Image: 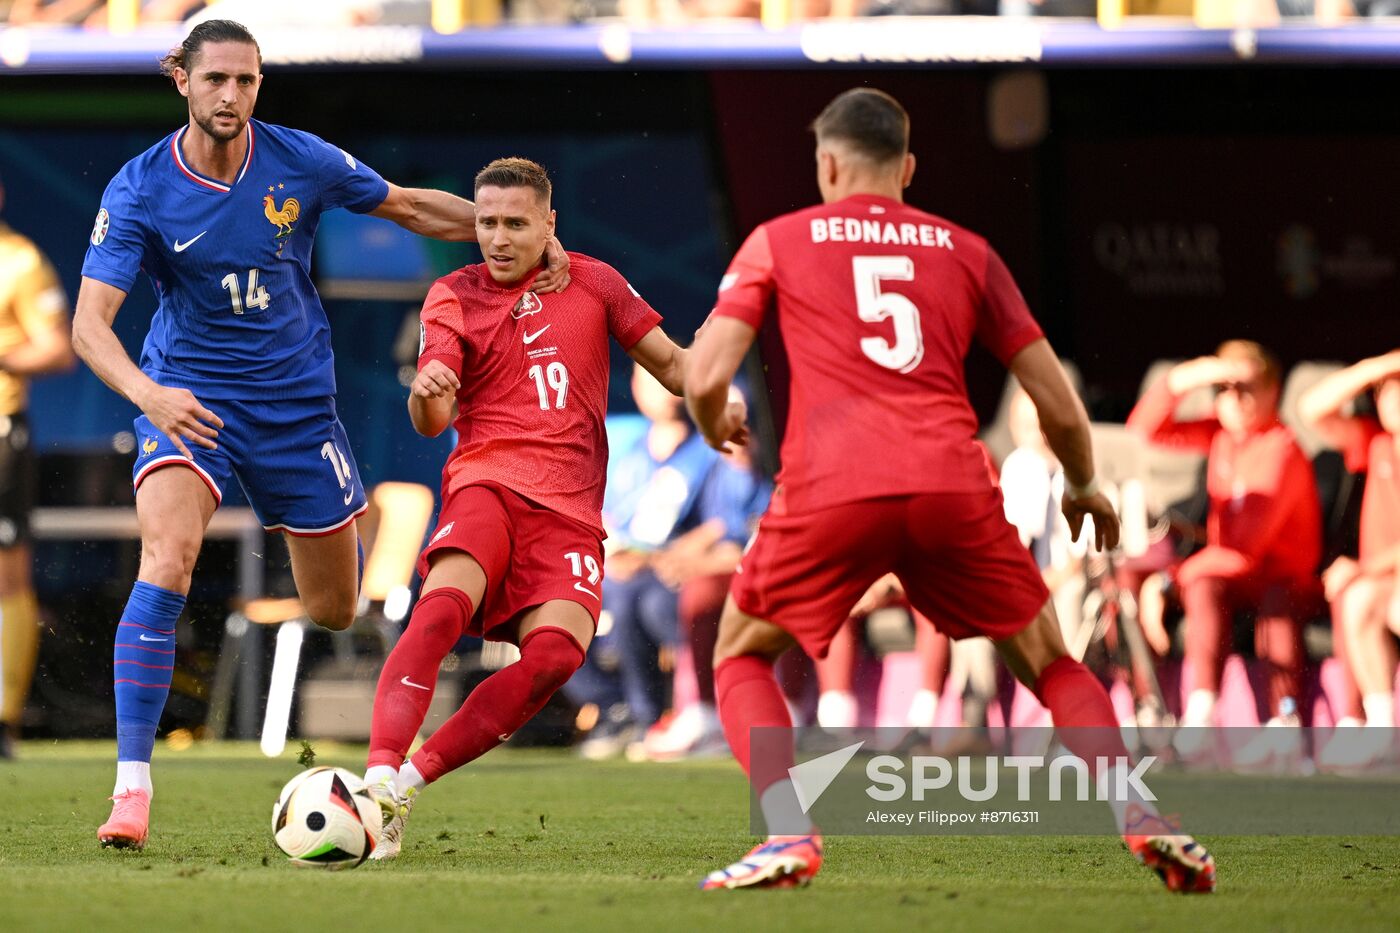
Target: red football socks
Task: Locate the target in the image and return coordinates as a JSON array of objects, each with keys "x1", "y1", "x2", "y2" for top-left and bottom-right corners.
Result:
[
  {"x1": 410, "y1": 626, "x2": 584, "y2": 783},
  {"x1": 1181, "y1": 576, "x2": 1230, "y2": 694},
  {"x1": 716, "y1": 654, "x2": 794, "y2": 795},
  {"x1": 366, "y1": 587, "x2": 473, "y2": 771},
  {"x1": 1254, "y1": 612, "x2": 1304, "y2": 716},
  {"x1": 1033, "y1": 655, "x2": 1131, "y2": 770}
]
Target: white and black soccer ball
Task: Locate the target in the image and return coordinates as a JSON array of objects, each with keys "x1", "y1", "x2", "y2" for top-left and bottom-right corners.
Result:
[{"x1": 271, "y1": 767, "x2": 382, "y2": 869}]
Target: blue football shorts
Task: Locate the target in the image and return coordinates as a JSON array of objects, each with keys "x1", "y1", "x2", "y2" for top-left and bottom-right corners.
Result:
[{"x1": 130, "y1": 394, "x2": 367, "y2": 536}]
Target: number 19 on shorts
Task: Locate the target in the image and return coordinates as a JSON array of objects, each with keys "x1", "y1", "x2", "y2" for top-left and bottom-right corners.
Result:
[{"x1": 565, "y1": 551, "x2": 601, "y2": 600}]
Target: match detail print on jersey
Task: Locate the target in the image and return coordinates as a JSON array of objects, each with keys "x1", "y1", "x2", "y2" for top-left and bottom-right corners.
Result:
[{"x1": 413, "y1": 253, "x2": 662, "y2": 535}]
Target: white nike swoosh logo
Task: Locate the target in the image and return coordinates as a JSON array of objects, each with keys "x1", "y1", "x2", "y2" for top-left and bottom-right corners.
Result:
[
  {"x1": 138, "y1": 633, "x2": 168, "y2": 642},
  {"x1": 343, "y1": 488, "x2": 354, "y2": 506},
  {"x1": 523, "y1": 325, "x2": 551, "y2": 344},
  {"x1": 573, "y1": 582, "x2": 598, "y2": 600},
  {"x1": 173, "y1": 231, "x2": 208, "y2": 252},
  {"x1": 400, "y1": 676, "x2": 430, "y2": 691}
]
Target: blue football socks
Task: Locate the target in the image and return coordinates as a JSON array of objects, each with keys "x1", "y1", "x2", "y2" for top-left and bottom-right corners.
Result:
[{"x1": 113, "y1": 581, "x2": 186, "y2": 763}]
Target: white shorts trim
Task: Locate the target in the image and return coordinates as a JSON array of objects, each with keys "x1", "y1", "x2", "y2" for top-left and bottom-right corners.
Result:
[
  {"x1": 263, "y1": 502, "x2": 368, "y2": 538},
  {"x1": 133, "y1": 455, "x2": 224, "y2": 503}
]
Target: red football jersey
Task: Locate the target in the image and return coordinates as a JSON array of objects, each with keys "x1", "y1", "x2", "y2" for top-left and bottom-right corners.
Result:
[
  {"x1": 1360, "y1": 431, "x2": 1400, "y2": 564},
  {"x1": 1335, "y1": 416, "x2": 1400, "y2": 563},
  {"x1": 711, "y1": 194, "x2": 1043, "y2": 513},
  {"x1": 1128, "y1": 380, "x2": 1322, "y2": 584},
  {"x1": 417, "y1": 253, "x2": 662, "y2": 534}
]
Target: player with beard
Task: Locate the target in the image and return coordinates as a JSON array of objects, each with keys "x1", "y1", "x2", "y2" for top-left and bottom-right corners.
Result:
[{"x1": 74, "y1": 20, "x2": 569, "y2": 850}]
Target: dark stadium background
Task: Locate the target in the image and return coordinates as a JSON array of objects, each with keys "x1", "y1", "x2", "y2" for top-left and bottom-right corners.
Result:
[{"x1": 2, "y1": 64, "x2": 1396, "y2": 735}]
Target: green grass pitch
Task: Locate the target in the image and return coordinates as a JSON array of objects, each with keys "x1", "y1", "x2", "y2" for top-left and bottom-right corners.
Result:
[{"x1": 1, "y1": 741, "x2": 1397, "y2": 932}]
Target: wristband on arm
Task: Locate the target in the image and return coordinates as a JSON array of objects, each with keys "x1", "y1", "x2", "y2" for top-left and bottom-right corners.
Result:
[{"x1": 1066, "y1": 476, "x2": 1101, "y2": 501}]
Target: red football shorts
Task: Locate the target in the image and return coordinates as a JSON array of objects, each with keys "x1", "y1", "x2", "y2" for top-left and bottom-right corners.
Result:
[
  {"x1": 417, "y1": 482, "x2": 604, "y2": 641},
  {"x1": 730, "y1": 489, "x2": 1050, "y2": 659}
]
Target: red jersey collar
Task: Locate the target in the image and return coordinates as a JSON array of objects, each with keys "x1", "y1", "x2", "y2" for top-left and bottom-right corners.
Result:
[
  {"x1": 170, "y1": 122, "x2": 255, "y2": 193},
  {"x1": 836, "y1": 193, "x2": 906, "y2": 211}
]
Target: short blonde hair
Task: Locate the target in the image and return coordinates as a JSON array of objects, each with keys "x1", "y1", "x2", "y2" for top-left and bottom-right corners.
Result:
[{"x1": 1216, "y1": 339, "x2": 1281, "y2": 388}]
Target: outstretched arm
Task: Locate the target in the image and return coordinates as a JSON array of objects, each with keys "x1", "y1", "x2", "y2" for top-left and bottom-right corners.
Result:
[
  {"x1": 684, "y1": 316, "x2": 753, "y2": 454},
  {"x1": 1008, "y1": 338, "x2": 1120, "y2": 551},
  {"x1": 1298, "y1": 350, "x2": 1400, "y2": 448},
  {"x1": 371, "y1": 183, "x2": 477, "y2": 242},
  {"x1": 371, "y1": 183, "x2": 570, "y2": 292},
  {"x1": 1125, "y1": 355, "x2": 1246, "y2": 452},
  {"x1": 72, "y1": 276, "x2": 222, "y2": 459}
]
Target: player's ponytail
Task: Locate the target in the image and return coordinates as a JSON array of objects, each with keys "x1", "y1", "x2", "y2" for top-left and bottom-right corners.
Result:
[{"x1": 160, "y1": 19, "x2": 261, "y2": 79}]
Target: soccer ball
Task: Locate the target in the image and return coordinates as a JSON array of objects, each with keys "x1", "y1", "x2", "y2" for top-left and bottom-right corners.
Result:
[{"x1": 270, "y1": 767, "x2": 382, "y2": 869}]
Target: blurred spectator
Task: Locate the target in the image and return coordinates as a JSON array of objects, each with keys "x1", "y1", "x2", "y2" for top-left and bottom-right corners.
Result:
[
  {"x1": 813, "y1": 618, "x2": 858, "y2": 728},
  {"x1": 0, "y1": 174, "x2": 76, "y2": 758},
  {"x1": 189, "y1": 0, "x2": 387, "y2": 27},
  {"x1": 1129, "y1": 341, "x2": 1321, "y2": 760},
  {"x1": 639, "y1": 441, "x2": 771, "y2": 759},
  {"x1": 7, "y1": 0, "x2": 105, "y2": 24},
  {"x1": 1300, "y1": 351, "x2": 1400, "y2": 766},
  {"x1": 1000, "y1": 387, "x2": 1087, "y2": 642},
  {"x1": 812, "y1": 573, "x2": 949, "y2": 731},
  {"x1": 1349, "y1": 0, "x2": 1400, "y2": 16},
  {"x1": 7, "y1": 0, "x2": 206, "y2": 26},
  {"x1": 1003, "y1": 386, "x2": 1173, "y2": 726},
  {"x1": 571, "y1": 365, "x2": 719, "y2": 759}
]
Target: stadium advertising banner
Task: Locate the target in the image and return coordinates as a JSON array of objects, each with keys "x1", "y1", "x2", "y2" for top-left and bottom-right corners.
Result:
[
  {"x1": 1061, "y1": 135, "x2": 1400, "y2": 383},
  {"x1": 13, "y1": 22, "x2": 1400, "y2": 73}
]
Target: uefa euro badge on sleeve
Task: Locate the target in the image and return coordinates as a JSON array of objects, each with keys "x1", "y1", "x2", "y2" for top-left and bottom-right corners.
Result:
[{"x1": 91, "y1": 208, "x2": 110, "y2": 246}]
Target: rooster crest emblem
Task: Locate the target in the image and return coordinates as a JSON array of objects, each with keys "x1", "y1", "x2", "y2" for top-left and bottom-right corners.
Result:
[
  {"x1": 141, "y1": 436, "x2": 159, "y2": 457},
  {"x1": 263, "y1": 185, "x2": 300, "y2": 239}
]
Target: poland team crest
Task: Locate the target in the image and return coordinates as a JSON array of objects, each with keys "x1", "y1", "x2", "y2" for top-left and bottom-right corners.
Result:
[{"x1": 512, "y1": 291, "x2": 543, "y2": 318}]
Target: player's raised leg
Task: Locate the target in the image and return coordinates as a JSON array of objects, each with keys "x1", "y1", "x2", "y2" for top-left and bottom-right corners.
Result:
[
  {"x1": 373, "y1": 596, "x2": 588, "y2": 860},
  {"x1": 364, "y1": 551, "x2": 488, "y2": 824},
  {"x1": 411, "y1": 599, "x2": 590, "y2": 783},
  {"x1": 700, "y1": 598, "x2": 825, "y2": 891},
  {"x1": 99, "y1": 466, "x2": 215, "y2": 849},
  {"x1": 995, "y1": 601, "x2": 1216, "y2": 893},
  {"x1": 363, "y1": 484, "x2": 511, "y2": 845},
  {"x1": 285, "y1": 523, "x2": 361, "y2": 633}
]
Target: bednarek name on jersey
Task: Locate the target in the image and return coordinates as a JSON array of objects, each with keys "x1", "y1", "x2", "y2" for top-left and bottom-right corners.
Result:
[
  {"x1": 82, "y1": 119, "x2": 389, "y2": 401},
  {"x1": 810, "y1": 217, "x2": 955, "y2": 249}
]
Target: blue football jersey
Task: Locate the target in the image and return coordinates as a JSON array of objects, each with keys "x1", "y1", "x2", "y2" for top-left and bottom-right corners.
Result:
[{"x1": 82, "y1": 119, "x2": 389, "y2": 400}]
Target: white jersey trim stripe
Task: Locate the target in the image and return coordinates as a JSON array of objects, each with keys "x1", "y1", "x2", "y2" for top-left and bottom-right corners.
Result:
[{"x1": 170, "y1": 122, "x2": 254, "y2": 193}]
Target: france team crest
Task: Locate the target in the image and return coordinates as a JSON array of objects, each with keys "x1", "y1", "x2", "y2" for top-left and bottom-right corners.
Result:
[{"x1": 264, "y1": 182, "x2": 300, "y2": 256}]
